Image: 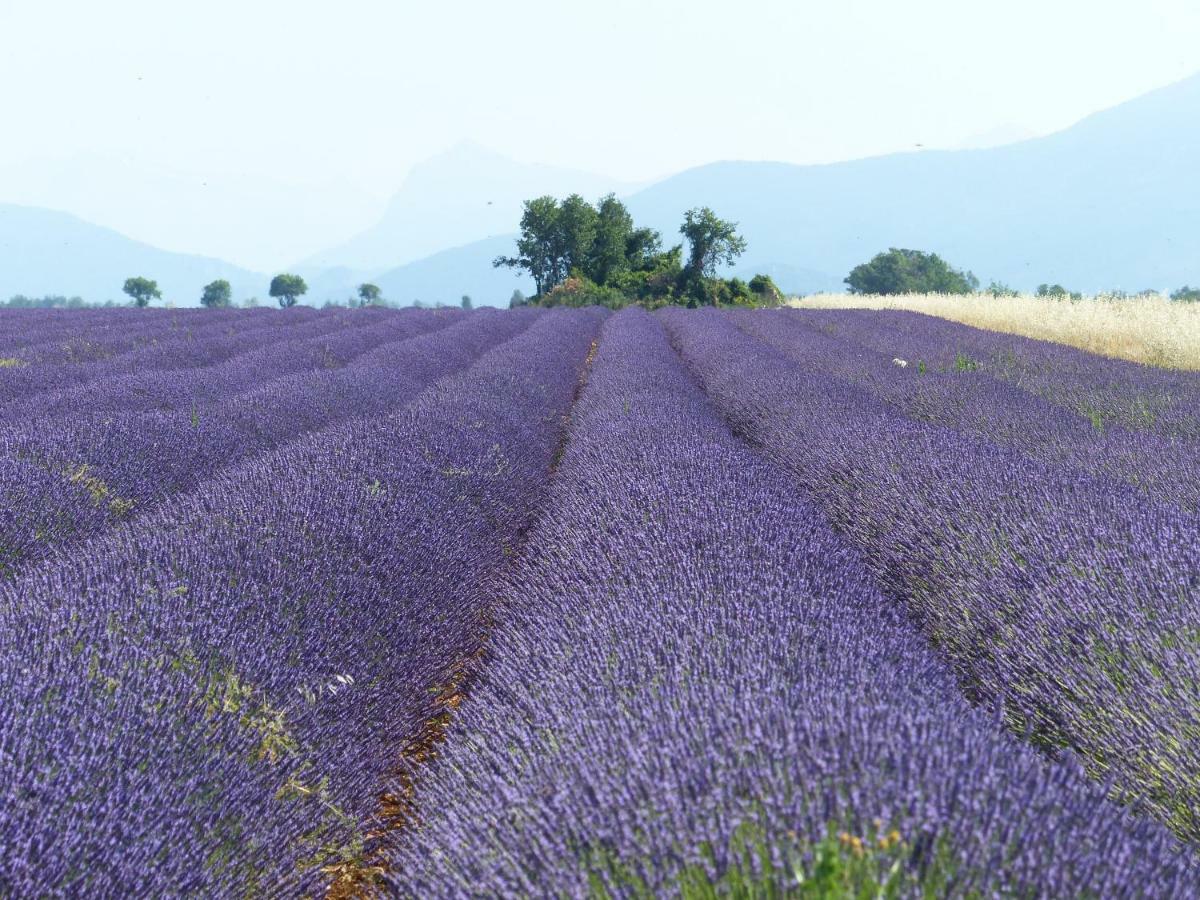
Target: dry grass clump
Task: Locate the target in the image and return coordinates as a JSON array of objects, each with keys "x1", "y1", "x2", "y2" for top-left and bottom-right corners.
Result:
[{"x1": 788, "y1": 293, "x2": 1200, "y2": 370}]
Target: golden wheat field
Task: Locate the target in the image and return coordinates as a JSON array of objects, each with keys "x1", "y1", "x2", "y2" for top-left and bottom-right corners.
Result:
[{"x1": 788, "y1": 293, "x2": 1200, "y2": 370}]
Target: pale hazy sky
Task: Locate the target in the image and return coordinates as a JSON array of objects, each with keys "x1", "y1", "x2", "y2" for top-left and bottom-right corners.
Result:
[{"x1": 0, "y1": 0, "x2": 1197, "y2": 266}]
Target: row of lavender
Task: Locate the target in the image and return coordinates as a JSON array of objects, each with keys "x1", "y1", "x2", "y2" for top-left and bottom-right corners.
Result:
[
  {"x1": 0, "y1": 307, "x2": 271, "y2": 361},
  {"x1": 663, "y1": 308, "x2": 1200, "y2": 846},
  {"x1": 390, "y1": 309, "x2": 1192, "y2": 896},
  {"x1": 0, "y1": 307, "x2": 529, "y2": 577},
  {"x1": 0, "y1": 309, "x2": 604, "y2": 895},
  {"x1": 729, "y1": 309, "x2": 1200, "y2": 513},
  {"x1": 0, "y1": 307, "x2": 332, "y2": 401},
  {"x1": 794, "y1": 307, "x2": 1200, "y2": 440},
  {"x1": 0, "y1": 306, "x2": 461, "y2": 421}
]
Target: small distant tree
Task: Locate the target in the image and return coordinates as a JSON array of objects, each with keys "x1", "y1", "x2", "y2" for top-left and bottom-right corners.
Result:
[
  {"x1": 1170, "y1": 285, "x2": 1200, "y2": 302},
  {"x1": 461, "y1": 295, "x2": 474, "y2": 310},
  {"x1": 846, "y1": 249, "x2": 977, "y2": 295},
  {"x1": 269, "y1": 274, "x2": 308, "y2": 308},
  {"x1": 509, "y1": 289, "x2": 527, "y2": 308},
  {"x1": 200, "y1": 279, "x2": 232, "y2": 308},
  {"x1": 357, "y1": 283, "x2": 381, "y2": 307},
  {"x1": 1036, "y1": 283, "x2": 1083, "y2": 301},
  {"x1": 986, "y1": 281, "x2": 1020, "y2": 298},
  {"x1": 123, "y1": 276, "x2": 161, "y2": 308},
  {"x1": 242, "y1": 296, "x2": 260, "y2": 308}
]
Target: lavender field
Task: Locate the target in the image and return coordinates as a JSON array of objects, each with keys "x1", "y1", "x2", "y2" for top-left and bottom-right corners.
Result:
[{"x1": 1, "y1": 305, "x2": 1198, "y2": 897}]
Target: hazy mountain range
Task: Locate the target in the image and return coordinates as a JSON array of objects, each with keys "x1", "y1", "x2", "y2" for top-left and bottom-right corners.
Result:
[
  {"x1": 0, "y1": 155, "x2": 378, "y2": 272},
  {"x1": 300, "y1": 142, "x2": 635, "y2": 273},
  {"x1": 1, "y1": 72, "x2": 1196, "y2": 306}
]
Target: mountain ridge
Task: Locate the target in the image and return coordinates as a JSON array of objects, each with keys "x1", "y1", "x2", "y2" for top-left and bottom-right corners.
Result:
[{"x1": 0, "y1": 203, "x2": 266, "y2": 304}]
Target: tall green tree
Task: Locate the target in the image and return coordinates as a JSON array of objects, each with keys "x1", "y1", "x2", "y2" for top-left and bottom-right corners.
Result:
[
  {"x1": 269, "y1": 274, "x2": 308, "y2": 308},
  {"x1": 357, "y1": 283, "x2": 381, "y2": 307},
  {"x1": 587, "y1": 194, "x2": 636, "y2": 286},
  {"x1": 680, "y1": 208, "x2": 747, "y2": 281},
  {"x1": 678, "y1": 208, "x2": 747, "y2": 305},
  {"x1": 123, "y1": 276, "x2": 161, "y2": 308},
  {"x1": 556, "y1": 194, "x2": 598, "y2": 278},
  {"x1": 846, "y1": 249, "x2": 977, "y2": 295},
  {"x1": 494, "y1": 195, "x2": 563, "y2": 295},
  {"x1": 200, "y1": 279, "x2": 232, "y2": 308}
]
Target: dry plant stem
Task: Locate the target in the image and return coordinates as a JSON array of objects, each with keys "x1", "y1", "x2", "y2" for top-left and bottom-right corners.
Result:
[{"x1": 789, "y1": 293, "x2": 1200, "y2": 370}]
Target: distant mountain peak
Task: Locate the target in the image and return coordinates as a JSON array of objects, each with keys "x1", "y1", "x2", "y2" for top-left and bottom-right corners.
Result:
[{"x1": 300, "y1": 144, "x2": 634, "y2": 272}]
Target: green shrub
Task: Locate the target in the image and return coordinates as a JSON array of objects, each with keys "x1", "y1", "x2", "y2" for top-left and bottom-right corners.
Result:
[
  {"x1": 540, "y1": 275, "x2": 628, "y2": 309},
  {"x1": 749, "y1": 274, "x2": 785, "y2": 305},
  {"x1": 582, "y1": 819, "x2": 958, "y2": 899},
  {"x1": 846, "y1": 249, "x2": 978, "y2": 295}
]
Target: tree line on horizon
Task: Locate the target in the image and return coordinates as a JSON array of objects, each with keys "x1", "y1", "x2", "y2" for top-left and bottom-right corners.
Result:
[
  {"x1": 0, "y1": 275, "x2": 476, "y2": 311},
  {"x1": 843, "y1": 248, "x2": 1200, "y2": 302},
  {"x1": 3, "y1": 232, "x2": 1199, "y2": 309}
]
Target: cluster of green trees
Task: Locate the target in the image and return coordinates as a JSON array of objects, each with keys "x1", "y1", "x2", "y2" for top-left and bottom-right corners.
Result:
[
  {"x1": 495, "y1": 194, "x2": 781, "y2": 308},
  {"x1": 116, "y1": 274, "x2": 310, "y2": 308},
  {"x1": 115, "y1": 274, "x2": 312, "y2": 309},
  {"x1": 843, "y1": 249, "x2": 1199, "y2": 302},
  {"x1": 69, "y1": 250, "x2": 1200, "y2": 310}
]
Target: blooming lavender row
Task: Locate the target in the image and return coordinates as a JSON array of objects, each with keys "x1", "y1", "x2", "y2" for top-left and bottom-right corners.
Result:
[
  {"x1": 0, "y1": 305, "x2": 281, "y2": 370},
  {"x1": 794, "y1": 307, "x2": 1200, "y2": 439},
  {"x1": 390, "y1": 308, "x2": 1193, "y2": 897},
  {"x1": 0, "y1": 308, "x2": 533, "y2": 576},
  {"x1": 0, "y1": 306, "x2": 336, "y2": 405},
  {"x1": 0, "y1": 307, "x2": 273, "y2": 363},
  {"x1": 730, "y1": 309, "x2": 1200, "y2": 514},
  {"x1": 0, "y1": 308, "x2": 604, "y2": 896},
  {"x1": 0, "y1": 307, "x2": 459, "y2": 422},
  {"x1": 661, "y1": 308, "x2": 1200, "y2": 845}
]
